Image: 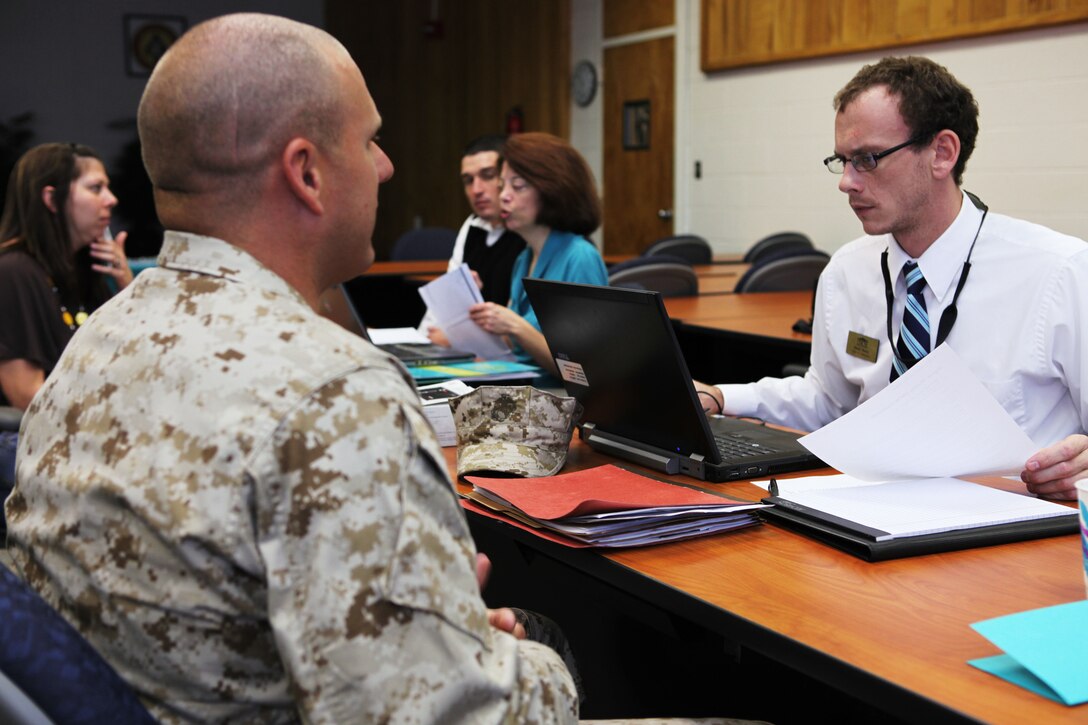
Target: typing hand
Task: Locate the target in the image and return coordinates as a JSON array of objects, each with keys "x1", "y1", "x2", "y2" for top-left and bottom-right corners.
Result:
[
  {"x1": 693, "y1": 379, "x2": 724, "y2": 416},
  {"x1": 476, "y1": 553, "x2": 527, "y2": 639},
  {"x1": 1021, "y1": 433, "x2": 1088, "y2": 500}
]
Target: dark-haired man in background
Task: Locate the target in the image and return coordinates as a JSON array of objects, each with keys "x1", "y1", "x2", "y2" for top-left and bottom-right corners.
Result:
[
  {"x1": 451, "y1": 134, "x2": 526, "y2": 302},
  {"x1": 420, "y1": 135, "x2": 525, "y2": 337}
]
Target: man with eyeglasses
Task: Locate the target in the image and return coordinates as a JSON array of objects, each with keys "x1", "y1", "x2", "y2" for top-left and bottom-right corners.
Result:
[{"x1": 696, "y1": 55, "x2": 1088, "y2": 500}]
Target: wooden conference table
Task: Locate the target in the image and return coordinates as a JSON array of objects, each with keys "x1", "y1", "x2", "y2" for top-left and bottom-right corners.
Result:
[
  {"x1": 665, "y1": 290, "x2": 813, "y2": 382},
  {"x1": 446, "y1": 439, "x2": 1083, "y2": 723},
  {"x1": 665, "y1": 290, "x2": 811, "y2": 342},
  {"x1": 363, "y1": 257, "x2": 746, "y2": 276},
  {"x1": 354, "y1": 253, "x2": 759, "y2": 330},
  {"x1": 364, "y1": 259, "x2": 751, "y2": 294}
]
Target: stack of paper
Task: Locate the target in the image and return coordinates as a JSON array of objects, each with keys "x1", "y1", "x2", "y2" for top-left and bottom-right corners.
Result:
[
  {"x1": 461, "y1": 464, "x2": 767, "y2": 548},
  {"x1": 417, "y1": 380, "x2": 474, "y2": 447},
  {"x1": 762, "y1": 475, "x2": 1075, "y2": 542},
  {"x1": 368, "y1": 327, "x2": 433, "y2": 346},
  {"x1": 756, "y1": 346, "x2": 1079, "y2": 560}
]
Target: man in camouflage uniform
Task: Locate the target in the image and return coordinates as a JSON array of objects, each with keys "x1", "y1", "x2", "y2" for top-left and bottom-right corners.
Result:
[{"x1": 6, "y1": 13, "x2": 577, "y2": 723}]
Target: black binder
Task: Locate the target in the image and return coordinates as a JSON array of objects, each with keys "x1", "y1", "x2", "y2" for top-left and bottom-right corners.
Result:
[{"x1": 761, "y1": 495, "x2": 1078, "y2": 562}]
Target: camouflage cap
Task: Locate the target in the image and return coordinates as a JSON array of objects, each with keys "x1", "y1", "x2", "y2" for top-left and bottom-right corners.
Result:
[{"x1": 450, "y1": 386, "x2": 580, "y2": 478}]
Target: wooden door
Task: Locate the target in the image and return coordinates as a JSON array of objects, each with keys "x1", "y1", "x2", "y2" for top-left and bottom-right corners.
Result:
[{"x1": 603, "y1": 35, "x2": 674, "y2": 256}]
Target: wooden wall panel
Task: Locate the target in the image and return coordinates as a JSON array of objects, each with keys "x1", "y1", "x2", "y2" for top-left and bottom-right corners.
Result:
[
  {"x1": 604, "y1": 0, "x2": 675, "y2": 38},
  {"x1": 326, "y1": 0, "x2": 570, "y2": 259},
  {"x1": 702, "y1": 0, "x2": 1088, "y2": 72}
]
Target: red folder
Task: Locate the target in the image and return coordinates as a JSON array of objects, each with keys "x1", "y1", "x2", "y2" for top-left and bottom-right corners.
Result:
[
  {"x1": 460, "y1": 464, "x2": 759, "y2": 548},
  {"x1": 465, "y1": 464, "x2": 740, "y2": 519}
]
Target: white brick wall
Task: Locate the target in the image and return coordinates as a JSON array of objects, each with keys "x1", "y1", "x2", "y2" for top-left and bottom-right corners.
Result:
[
  {"x1": 684, "y1": 21, "x2": 1088, "y2": 254},
  {"x1": 572, "y1": 1, "x2": 1088, "y2": 256}
]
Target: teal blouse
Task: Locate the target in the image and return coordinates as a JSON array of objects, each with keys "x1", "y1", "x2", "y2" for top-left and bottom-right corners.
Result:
[{"x1": 507, "y1": 230, "x2": 608, "y2": 363}]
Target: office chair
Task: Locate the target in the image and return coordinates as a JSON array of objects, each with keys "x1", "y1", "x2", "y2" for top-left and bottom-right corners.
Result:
[
  {"x1": 0, "y1": 565, "x2": 157, "y2": 724},
  {"x1": 734, "y1": 250, "x2": 829, "y2": 293},
  {"x1": 0, "y1": 407, "x2": 21, "y2": 433},
  {"x1": 780, "y1": 271, "x2": 822, "y2": 378},
  {"x1": 641, "y1": 234, "x2": 712, "y2": 264},
  {"x1": 743, "y1": 231, "x2": 814, "y2": 265},
  {"x1": 390, "y1": 226, "x2": 457, "y2": 261},
  {"x1": 608, "y1": 255, "x2": 698, "y2": 297}
]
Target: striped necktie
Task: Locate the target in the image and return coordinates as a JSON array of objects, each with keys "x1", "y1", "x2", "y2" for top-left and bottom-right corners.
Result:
[{"x1": 890, "y1": 261, "x2": 930, "y2": 382}]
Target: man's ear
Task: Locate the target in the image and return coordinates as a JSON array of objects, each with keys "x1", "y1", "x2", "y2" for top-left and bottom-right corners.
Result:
[
  {"x1": 931, "y1": 129, "x2": 961, "y2": 181},
  {"x1": 41, "y1": 185, "x2": 58, "y2": 213},
  {"x1": 282, "y1": 138, "x2": 324, "y2": 216}
]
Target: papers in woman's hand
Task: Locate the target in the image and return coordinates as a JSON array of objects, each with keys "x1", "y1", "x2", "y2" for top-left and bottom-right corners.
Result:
[{"x1": 419, "y1": 265, "x2": 513, "y2": 360}]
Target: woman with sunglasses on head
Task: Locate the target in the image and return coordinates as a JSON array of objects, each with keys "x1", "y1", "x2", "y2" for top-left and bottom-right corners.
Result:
[
  {"x1": 465, "y1": 132, "x2": 608, "y2": 373},
  {"x1": 0, "y1": 142, "x2": 133, "y2": 495}
]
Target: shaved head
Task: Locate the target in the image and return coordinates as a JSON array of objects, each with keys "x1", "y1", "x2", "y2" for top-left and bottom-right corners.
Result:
[
  {"x1": 135, "y1": 12, "x2": 393, "y2": 303},
  {"x1": 138, "y1": 14, "x2": 349, "y2": 197}
]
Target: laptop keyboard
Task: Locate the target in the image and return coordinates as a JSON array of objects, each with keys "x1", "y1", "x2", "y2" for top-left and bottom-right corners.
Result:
[{"x1": 713, "y1": 433, "x2": 782, "y2": 459}]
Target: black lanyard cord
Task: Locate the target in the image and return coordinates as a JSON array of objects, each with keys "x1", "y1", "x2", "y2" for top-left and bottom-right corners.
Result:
[{"x1": 882, "y1": 191, "x2": 989, "y2": 354}]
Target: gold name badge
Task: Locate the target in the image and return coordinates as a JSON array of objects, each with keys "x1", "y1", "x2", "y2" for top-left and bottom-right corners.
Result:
[{"x1": 846, "y1": 331, "x2": 879, "y2": 362}]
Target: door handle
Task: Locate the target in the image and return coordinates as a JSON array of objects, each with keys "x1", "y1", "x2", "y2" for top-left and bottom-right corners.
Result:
[{"x1": 657, "y1": 209, "x2": 673, "y2": 220}]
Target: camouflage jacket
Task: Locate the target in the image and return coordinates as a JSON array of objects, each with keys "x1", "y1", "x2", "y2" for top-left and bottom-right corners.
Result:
[{"x1": 7, "y1": 231, "x2": 578, "y2": 724}]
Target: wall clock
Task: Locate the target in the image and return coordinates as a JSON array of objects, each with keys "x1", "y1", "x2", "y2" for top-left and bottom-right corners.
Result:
[{"x1": 572, "y1": 60, "x2": 598, "y2": 107}]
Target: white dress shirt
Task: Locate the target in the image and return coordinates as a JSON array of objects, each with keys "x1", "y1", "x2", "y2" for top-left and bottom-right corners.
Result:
[
  {"x1": 720, "y1": 190, "x2": 1088, "y2": 446},
  {"x1": 446, "y1": 214, "x2": 505, "y2": 271}
]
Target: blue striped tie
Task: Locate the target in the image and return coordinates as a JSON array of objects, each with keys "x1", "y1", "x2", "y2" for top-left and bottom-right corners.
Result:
[{"x1": 890, "y1": 261, "x2": 930, "y2": 382}]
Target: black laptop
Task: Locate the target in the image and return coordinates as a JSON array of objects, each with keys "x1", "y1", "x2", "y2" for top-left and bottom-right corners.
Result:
[
  {"x1": 337, "y1": 283, "x2": 474, "y2": 366},
  {"x1": 523, "y1": 279, "x2": 823, "y2": 482}
]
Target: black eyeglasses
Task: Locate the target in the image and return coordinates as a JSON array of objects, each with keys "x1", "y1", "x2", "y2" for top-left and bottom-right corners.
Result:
[{"x1": 823, "y1": 136, "x2": 922, "y2": 174}]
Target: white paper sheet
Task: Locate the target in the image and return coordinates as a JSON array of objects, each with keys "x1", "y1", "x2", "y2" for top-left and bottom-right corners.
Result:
[
  {"x1": 367, "y1": 327, "x2": 430, "y2": 345},
  {"x1": 752, "y1": 474, "x2": 885, "y2": 493},
  {"x1": 798, "y1": 345, "x2": 1037, "y2": 481},
  {"x1": 418, "y1": 265, "x2": 513, "y2": 361},
  {"x1": 416, "y1": 380, "x2": 474, "y2": 447}
]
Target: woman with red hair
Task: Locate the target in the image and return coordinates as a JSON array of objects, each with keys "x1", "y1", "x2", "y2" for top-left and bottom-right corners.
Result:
[{"x1": 466, "y1": 132, "x2": 607, "y2": 372}]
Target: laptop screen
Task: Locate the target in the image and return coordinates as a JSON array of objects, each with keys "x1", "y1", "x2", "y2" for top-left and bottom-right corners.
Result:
[{"x1": 523, "y1": 279, "x2": 721, "y2": 463}]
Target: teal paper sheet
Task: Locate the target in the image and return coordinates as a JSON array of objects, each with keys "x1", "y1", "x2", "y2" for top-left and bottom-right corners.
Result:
[{"x1": 969, "y1": 600, "x2": 1088, "y2": 706}]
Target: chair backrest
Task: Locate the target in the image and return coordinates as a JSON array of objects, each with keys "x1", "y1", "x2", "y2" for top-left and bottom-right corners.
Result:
[
  {"x1": 0, "y1": 407, "x2": 22, "y2": 433},
  {"x1": 641, "y1": 234, "x2": 712, "y2": 265},
  {"x1": 0, "y1": 669, "x2": 51, "y2": 725},
  {"x1": 0, "y1": 565, "x2": 157, "y2": 724},
  {"x1": 608, "y1": 256, "x2": 698, "y2": 297},
  {"x1": 390, "y1": 226, "x2": 457, "y2": 261},
  {"x1": 734, "y1": 250, "x2": 830, "y2": 293},
  {"x1": 743, "y1": 231, "x2": 813, "y2": 264}
]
